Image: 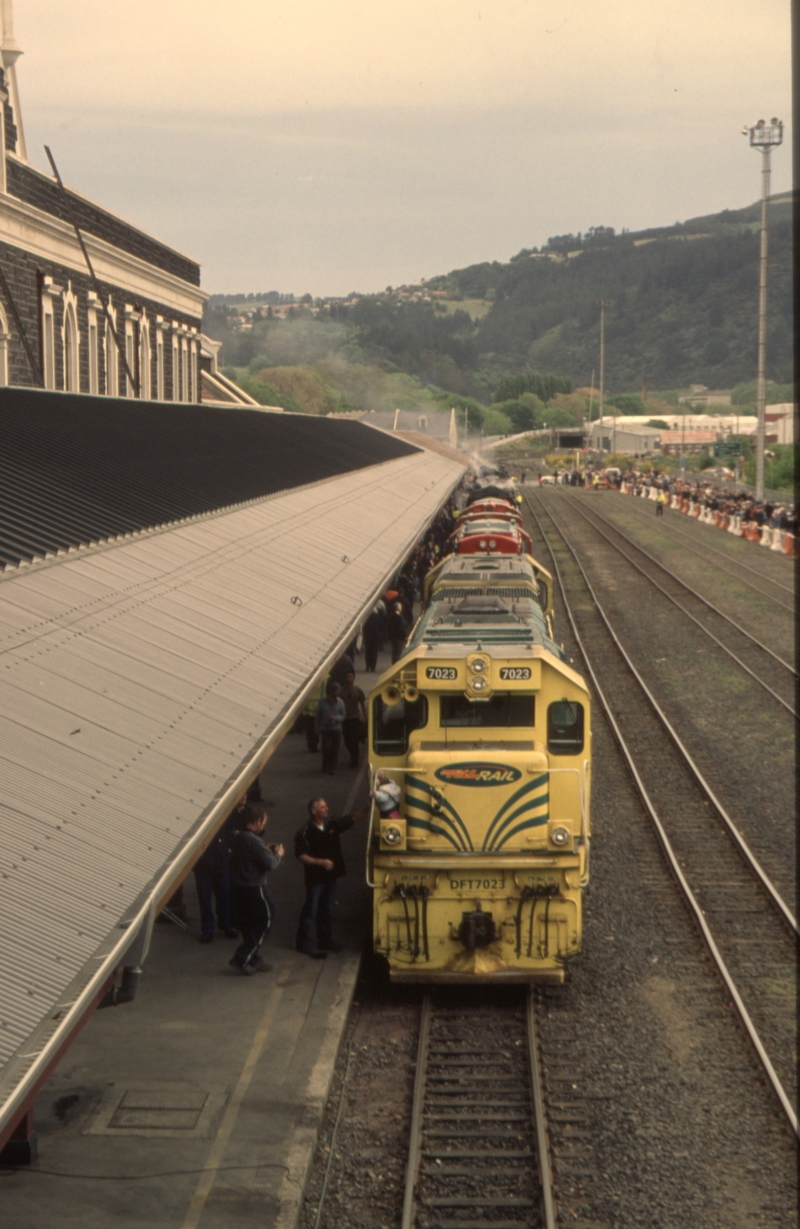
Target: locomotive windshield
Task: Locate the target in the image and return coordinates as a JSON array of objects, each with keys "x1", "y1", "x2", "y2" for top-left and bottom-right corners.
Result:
[
  {"x1": 547, "y1": 701, "x2": 584, "y2": 753},
  {"x1": 440, "y1": 693, "x2": 534, "y2": 727}
]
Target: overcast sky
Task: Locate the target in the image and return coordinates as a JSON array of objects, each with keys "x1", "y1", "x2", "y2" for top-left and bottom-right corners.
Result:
[{"x1": 14, "y1": 0, "x2": 792, "y2": 297}]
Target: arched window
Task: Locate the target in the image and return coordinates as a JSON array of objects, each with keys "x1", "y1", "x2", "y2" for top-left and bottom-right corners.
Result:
[
  {"x1": 64, "y1": 301, "x2": 79, "y2": 391},
  {"x1": 105, "y1": 305, "x2": 119, "y2": 396},
  {"x1": 140, "y1": 316, "x2": 151, "y2": 400},
  {"x1": 0, "y1": 302, "x2": 9, "y2": 386},
  {"x1": 181, "y1": 336, "x2": 188, "y2": 403}
]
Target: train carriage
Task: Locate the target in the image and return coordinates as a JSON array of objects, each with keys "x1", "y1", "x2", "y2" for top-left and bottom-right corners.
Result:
[
  {"x1": 457, "y1": 500, "x2": 524, "y2": 526},
  {"x1": 453, "y1": 517, "x2": 533, "y2": 557},
  {"x1": 367, "y1": 585, "x2": 591, "y2": 984}
]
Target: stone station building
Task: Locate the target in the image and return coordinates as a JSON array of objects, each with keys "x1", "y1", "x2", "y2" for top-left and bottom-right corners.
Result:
[{"x1": 0, "y1": 0, "x2": 223, "y2": 405}]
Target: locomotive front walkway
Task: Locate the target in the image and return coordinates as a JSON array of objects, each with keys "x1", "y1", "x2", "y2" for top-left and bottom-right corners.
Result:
[{"x1": 1, "y1": 654, "x2": 386, "y2": 1229}]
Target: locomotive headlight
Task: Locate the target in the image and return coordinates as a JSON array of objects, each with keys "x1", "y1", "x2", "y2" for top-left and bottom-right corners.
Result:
[
  {"x1": 470, "y1": 657, "x2": 488, "y2": 672},
  {"x1": 550, "y1": 826, "x2": 570, "y2": 847},
  {"x1": 489, "y1": 539, "x2": 497, "y2": 548},
  {"x1": 470, "y1": 675, "x2": 488, "y2": 692},
  {"x1": 383, "y1": 825, "x2": 403, "y2": 846},
  {"x1": 479, "y1": 539, "x2": 487, "y2": 548}
]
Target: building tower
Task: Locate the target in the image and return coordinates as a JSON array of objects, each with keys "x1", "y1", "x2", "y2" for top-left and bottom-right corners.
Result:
[{"x1": 0, "y1": 0, "x2": 26, "y2": 161}]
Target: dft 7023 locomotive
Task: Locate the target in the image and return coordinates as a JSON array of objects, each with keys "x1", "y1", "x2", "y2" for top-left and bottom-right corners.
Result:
[{"x1": 367, "y1": 512, "x2": 591, "y2": 984}]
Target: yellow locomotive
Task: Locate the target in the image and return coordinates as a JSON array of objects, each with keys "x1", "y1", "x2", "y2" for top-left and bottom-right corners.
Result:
[
  {"x1": 367, "y1": 569, "x2": 591, "y2": 984},
  {"x1": 421, "y1": 552, "x2": 556, "y2": 639}
]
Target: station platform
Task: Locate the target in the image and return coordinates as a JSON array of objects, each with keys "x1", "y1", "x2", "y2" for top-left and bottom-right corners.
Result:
[{"x1": 0, "y1": 656, "x2": 388, "y2": 1229}]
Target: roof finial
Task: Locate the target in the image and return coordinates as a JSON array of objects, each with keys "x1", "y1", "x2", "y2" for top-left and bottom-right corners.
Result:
[{"x1": 0, "y1": 0, "x2": 26, "y2": 160}]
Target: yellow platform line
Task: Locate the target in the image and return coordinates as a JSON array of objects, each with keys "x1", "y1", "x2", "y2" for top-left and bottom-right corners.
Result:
[{"x1": 181, "y1": 964, "x2": 292, "y2": 1229}]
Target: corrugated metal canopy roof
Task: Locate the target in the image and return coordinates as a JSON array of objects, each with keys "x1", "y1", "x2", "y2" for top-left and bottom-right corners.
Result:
[
  {"x1": 0, "y1": 445, "x2": 464, "y2": 1140},
  {"x1": 0, "y1": 388, "x2": 418, "y2": 568}
]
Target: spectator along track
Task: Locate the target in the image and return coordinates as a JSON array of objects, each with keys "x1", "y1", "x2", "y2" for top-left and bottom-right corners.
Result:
[
  {"x1": 549, "y1": 489, "x2": 796, "y2": 717},
  {"x1": 523, "y1": 487, "x2": 797, "y2": 1138}
]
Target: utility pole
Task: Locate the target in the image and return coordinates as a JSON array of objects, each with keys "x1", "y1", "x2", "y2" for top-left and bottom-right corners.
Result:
[
  {"x1": 743, "y1": 117, "x2": 783, "y2": 500},
  {"x1": 596, "y1": 300, "x2": 611, "y2": 457}
]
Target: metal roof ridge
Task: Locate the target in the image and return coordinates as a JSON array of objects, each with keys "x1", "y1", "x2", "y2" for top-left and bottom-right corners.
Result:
[{"x1": 0, "y1": 449, "x2": 442, "y2": 586}]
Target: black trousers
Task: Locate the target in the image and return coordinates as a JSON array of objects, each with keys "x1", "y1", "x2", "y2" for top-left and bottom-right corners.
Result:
[
  {"x1": 231, "y1": 884, "x2": 274, "y2": 968},
  {"x1": 303, "y1": 713, "x2": 319, "y2": 751},
  {"x1": 342, "y1": 718, "x2": 362, "y2": 767},
  {"x1": 363, "y1": 636, "x2": 379, "y2": 672},
  {"x1": 321, "y1": 729, "x2": 341, "y2": 774}
]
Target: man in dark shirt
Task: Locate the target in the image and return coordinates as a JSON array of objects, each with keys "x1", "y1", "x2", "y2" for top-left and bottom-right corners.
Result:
[
  {"x1": 229, "y1": 804, "x2": 284, "y2": 975},
  {"x1": 340, "y1": 669, "x2": 367, "y2": 769},
  {"x1": 294, "y1": 798, "x2": 369, "y2": 957},
  {"x1": 386, "y1": 602, "x2": 407, "y2": 665}
]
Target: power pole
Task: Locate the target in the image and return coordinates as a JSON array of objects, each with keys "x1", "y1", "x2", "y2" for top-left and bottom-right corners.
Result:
[
  {"x1": 596, "y1": 300, "x2": 611, "y2": 456},
  {"x1": 743, "y1": 118, "x2": 783, "y2": 500}
]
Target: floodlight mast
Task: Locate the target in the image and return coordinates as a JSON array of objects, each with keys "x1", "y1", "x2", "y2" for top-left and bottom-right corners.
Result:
[{"x1": 743, "y1": 118, "x2": 783, "y2": 500}]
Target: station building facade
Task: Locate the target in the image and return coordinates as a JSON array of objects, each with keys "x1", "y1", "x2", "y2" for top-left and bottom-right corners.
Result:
[{"x1": 0, "y1": 6, "x2": 206, "y2": 402}]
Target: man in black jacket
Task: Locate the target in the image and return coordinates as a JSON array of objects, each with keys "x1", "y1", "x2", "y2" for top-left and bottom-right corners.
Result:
[
  {"x1": 386, "y1": 601, "x2": 408, "y2": 665},
  {"x1": 294, "y1": 798, "x2": 369, "y2": 957},
  {"x1": 229, "y1": 805, "x2": 284, "y2": 975}
]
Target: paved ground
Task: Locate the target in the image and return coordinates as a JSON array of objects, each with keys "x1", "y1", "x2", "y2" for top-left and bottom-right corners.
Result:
[{"x1": 1, "y1": 652, "x2": 388, "y2": 1229}]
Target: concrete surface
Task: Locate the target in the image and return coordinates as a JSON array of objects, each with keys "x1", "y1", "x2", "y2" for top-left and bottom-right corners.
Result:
[{"x1": 0, "y1": 653, "x2": 386, "y2": 1229}]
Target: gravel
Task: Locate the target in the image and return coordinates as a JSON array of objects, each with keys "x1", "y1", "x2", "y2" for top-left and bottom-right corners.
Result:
[{"x1": 302, "y1": 491, "x2": 797, "y2": 1229}]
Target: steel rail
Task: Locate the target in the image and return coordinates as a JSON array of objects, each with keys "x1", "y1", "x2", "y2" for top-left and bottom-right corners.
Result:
[
  {"x1": 563, "y1": 491, "x2": 796, "y2": 678},
  {"x1": 401, "y1": 993, "x2": 431, "y2": 1229},
  {"x1": 527, "y1": 491, "x2": 796, "y2": 932},
  {"x1": 613, "y1": 495, "x2": 795, "y2": 609},
  {"x1": 527, "y1": 990, "x2": 557, "y2": 1229},
  {"x1": 524, "y1": 490, "x2": 798, "y2": 1136},
  {"x1": 552, "y1": 493, "x2": 797, "y2": 719}
]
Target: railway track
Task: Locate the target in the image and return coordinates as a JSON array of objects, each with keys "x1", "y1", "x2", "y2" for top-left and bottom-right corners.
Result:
[
  {"x1": 551, "y1": 490, "x2": 796, "y2": 715},
  {"x1": 401, "y1": 991, "x2": 555, "y2": 1229},
  {"x1": 604, "y1": 494, "x2": 795, "y2": 613},
  {"x1": 523, "y1": 488, "x2": 798, "y2": 1137}
]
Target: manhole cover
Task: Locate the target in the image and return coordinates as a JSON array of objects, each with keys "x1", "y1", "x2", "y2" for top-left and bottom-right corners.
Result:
[
  {"x1": 109, "y1": 1089, "x2": 209, "y2": 1130},
  {"x1": 86, "y1": 1083, "x2": 226, "y2": 1137}
]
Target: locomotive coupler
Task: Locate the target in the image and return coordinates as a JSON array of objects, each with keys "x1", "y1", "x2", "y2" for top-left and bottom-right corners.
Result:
[{"x1": 458, "y1": 905, "x2": 496, "y2": 951}]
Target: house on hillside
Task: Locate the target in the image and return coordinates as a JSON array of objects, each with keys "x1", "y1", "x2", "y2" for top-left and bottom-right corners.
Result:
[{"x1": 0, "y1": 2, "x2": 252, "y2": 407}]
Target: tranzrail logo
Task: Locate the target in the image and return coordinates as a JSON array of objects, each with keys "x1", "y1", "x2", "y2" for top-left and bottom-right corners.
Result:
[{"x1": 434, "y1": 762, "x2": 522, "y2": 787}]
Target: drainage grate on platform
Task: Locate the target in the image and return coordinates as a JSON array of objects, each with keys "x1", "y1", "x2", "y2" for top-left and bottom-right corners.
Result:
[
  {"x1": 86, "y1": 1082, "x2": 227, "y2": 1138},
  {"x1": 109, "y1": 1089, "x2": 209, "y2": 1131}
]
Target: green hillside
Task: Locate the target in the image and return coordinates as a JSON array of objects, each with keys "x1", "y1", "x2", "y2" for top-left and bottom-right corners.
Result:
[
  {"x1": 430, "y1": 195, "x2": 793, "y2": 393},
  {"x1": 204, "y1": 194, "x2": 794, "y2": 413}
]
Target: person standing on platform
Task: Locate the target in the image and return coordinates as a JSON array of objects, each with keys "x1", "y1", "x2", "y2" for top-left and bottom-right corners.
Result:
[
  {"x1": 329, "y1": 652, "x2": 355, "y2": 687},
  {"x1": 315, "y1": 680, "x2": 345, "y2": 775},
  {"x1": 362, "y1": 605, "x2": 383, "y2": 673},
  {"x1": 229, "y1": 805, "x2": 284, "y2": 975},
  {"x1": 294, "y1": 798, "x2": 369, "y2": 957},
  {"x1": 340, "y1": 670, "x2": 367, "y2": 768},
  {"x1": 193, "y1": 809, "x2": 240, "y2": 944},
  {"x1": 302, "y1": 675, "x2": 329, "y2": 753},
  {"x1": 387, "y1": 601, "x2": 408, "y2": 665},
  {"x1": 656, "y1": 490, "x2": 666, "y2": 517}
]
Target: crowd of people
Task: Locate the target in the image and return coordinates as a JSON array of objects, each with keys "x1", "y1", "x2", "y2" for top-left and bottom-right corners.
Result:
[
  {"x1": 613, "y1": 469, "x2": 798, "y2": 537},
  {"x1": 169, "y1": 490, "x2": 466, "y2": 973},
  {"x1": 536, "y1": 463, "x2": 797, "y2": 538}
]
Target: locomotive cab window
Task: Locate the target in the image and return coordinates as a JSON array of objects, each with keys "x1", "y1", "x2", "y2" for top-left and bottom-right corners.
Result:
[
  {"x1": 547, "y1": 701, "x2": 584, "y2": 754},
  {"x1": 440, "y1": 693, "x2": 534, "y2": 727},
  {"x1": 373, "y1": 695, "x2": 428, "y2": 755}
]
